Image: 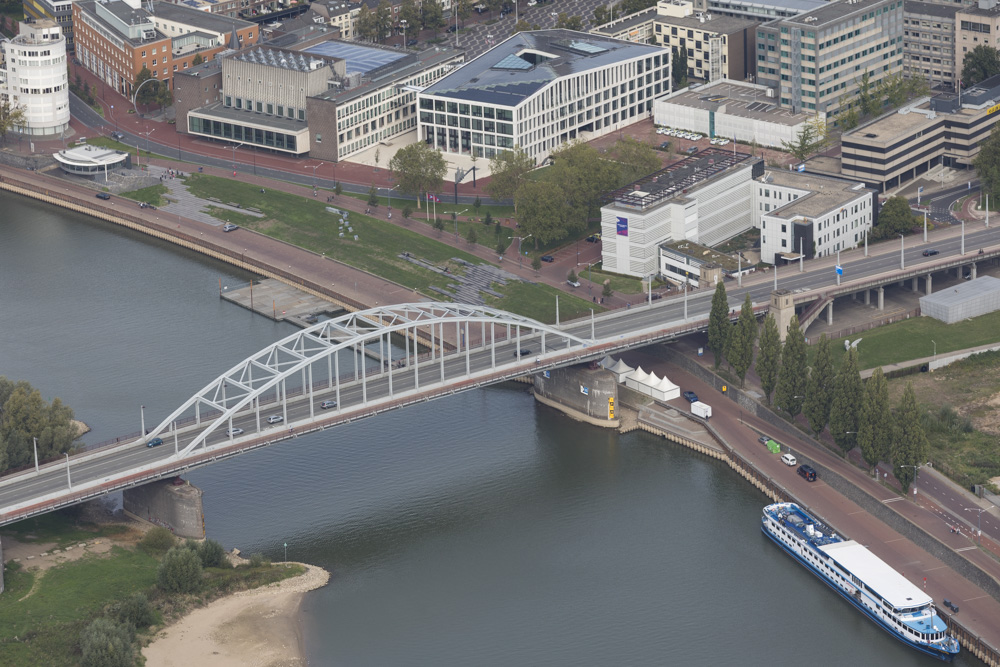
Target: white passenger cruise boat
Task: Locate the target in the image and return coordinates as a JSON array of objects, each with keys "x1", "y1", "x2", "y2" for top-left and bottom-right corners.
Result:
[{"x1": 762, "y1": 502, "x2": 960, "y2": 661}]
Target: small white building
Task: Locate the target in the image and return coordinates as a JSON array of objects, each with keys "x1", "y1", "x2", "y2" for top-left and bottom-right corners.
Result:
[
  {"x1": 757, "y1": 170, "x2": 875, "y2": 264},
  {"x1": 0, "y1": 20, "x2": 70, "y2": 137},
  {"x1": 600, "y1": 148, "x2": 762, "y2": 277},
  {"x1": 54, "y1": 143, "x2": 131, "y2": 179},
  {"x1": 654, "y1": 78, "x2": 818, "y2": 147}
]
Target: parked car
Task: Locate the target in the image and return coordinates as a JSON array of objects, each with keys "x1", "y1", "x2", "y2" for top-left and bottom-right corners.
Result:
[
  {"x1": 586, "y1": 234, "x2": 601, "y2": 243},
  {"x1": 320, "y1": 400, "x2": 337, "y2": 409},
  {"x1": 685, "y1": 147, "x2": 699, "y2": 155},
  {"x1": 96, "y1": 192, "x2": 111, "y2": 200},
  {"x1": 146, "y1": 437, "x2": 164, "y2": 448},
  {"x1": 943, "y1": 599, "x2": 960, "y2": 613},
  {"x1": 758, "y1": 435, "x2": 771, "y2": 445},
  {"x1": 227, "y1": 427, "x2": 244, "y2": 436},
  {"x1": 407, "y1": 39, "x2": 418, "y2": 46},
  {"x1": 223, "y1": 223, "x2": 239, "y2": 232},
  {"x1": 797, "y1": 464, "x2": 817, "y2": 481},
  {"x1": 567, "y1": 279, "x2": 581, "y2": 287},
  {"x1": 540, "y1": 255, "x2": 555, "y2": 262},
  {"x1": 111, "y1": 131, "x2": 125, "y2": 140},
  {"x1": 922, "y1": 249, "x2": 939, "y2": 256},
  {"x1": 660, "y1": 141, "x2": 671, "y2": 149},
  {"x1": 266, "y1": 415, "x2": 284, "y2": 424},
  {"x1": 682, "y1": 391, "x2": 698, "y2": 403},
  {"x1": 781, "y1": 452, "x2": 797, "y2": 466}
]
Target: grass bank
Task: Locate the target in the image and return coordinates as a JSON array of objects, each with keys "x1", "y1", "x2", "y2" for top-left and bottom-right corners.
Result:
[{"x1": 184, "y1": 174, "x2": 601, "y2": 322}]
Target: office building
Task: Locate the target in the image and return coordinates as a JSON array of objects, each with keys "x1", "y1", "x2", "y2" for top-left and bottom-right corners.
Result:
[
  {"x1": 755, "y1": 0, "x2": 904, "y2": 116},
  {"x1": 418, "y1": 29, "x2": 670, "y2": 164},
  {"x1": 903, "y1": 1, "x2": 958, "y2": 92},
  {"x1": 0, "y1": 19, "x2": 70, "y2": 136}
]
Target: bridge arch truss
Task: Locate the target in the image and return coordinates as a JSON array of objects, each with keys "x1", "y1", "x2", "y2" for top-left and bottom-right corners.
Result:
[{"x1": 149, "y1": 303, "x2": 589, "y2": 459}]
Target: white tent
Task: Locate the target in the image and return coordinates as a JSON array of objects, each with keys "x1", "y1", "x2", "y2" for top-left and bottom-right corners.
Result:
[
  {"x1": 607, "y1": 358, "x2": 635, "y2": 383},
  {"x1": 645, "y1": 372, "x2": 671, "y2": 400},
  {"x1": 655, "y1": 375, "x2": 680, "y2": 401},
  {"x1": 625, "y1": 366, "x2": 649, "y2": 391},
  {"x1": 598, "y1": 355, "x2": 616, "y2": 369}
]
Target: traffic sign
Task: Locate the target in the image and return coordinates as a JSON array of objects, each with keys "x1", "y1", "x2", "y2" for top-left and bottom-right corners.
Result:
[{"x1": 835, "y1": 265, "x2": 843, "y2": 276}]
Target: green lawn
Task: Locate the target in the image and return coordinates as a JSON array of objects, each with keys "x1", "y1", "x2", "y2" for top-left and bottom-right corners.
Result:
[
  {"x1": 809, "y1": 309, "x2": 1000, "y2": 371},
  {"x1": 0, "y1": 547, "x2": 158, "y2": 666},
  {"x1": 119, "y1": 183, "x2": 168, "y2": 207},
  {"x1": 1, "y1": 511, "x2": 128, "y2": 548},
  {"x1": 584, "y1": 265, "x2": 646, "y2": 295},
  {"x1": 342, "y1": 190, "x2": 517, "y2": 219},
  {"x1": 184, "y1": 174, "x2": 588, "y2": 321},
  {"x1": 486, "y1": 280, "x2": 605, "y2": 323}
]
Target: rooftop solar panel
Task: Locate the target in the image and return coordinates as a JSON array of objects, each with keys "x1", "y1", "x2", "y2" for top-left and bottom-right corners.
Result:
[
  {"x1": 568, "y1": 40, "x2": 607, "y2": 54},
  {"x1": 303, "y1": 42, "x2": 407, "y2": 74},
  {"x1": 492, "y1": 54, "x2": 534, "y2": 70}
]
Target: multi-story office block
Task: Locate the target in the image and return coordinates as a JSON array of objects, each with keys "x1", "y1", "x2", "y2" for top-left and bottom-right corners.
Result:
[
  {"x1": 418, "y1": 29, "x2": 670, "y2": 164},
  {"x1": 0, "y1": 19, "x2": 70, "y2": 136},
  {"x1": 756, "y1": 0, "x2": 904, "y2": 116},
  {"x1": 903, "y1": 1, "x2": 958, "y2": 92}
]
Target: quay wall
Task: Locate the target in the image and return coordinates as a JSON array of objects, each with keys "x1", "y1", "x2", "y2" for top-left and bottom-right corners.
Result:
[
  {"x1": 532, "y1": 365, "x2": 619, "y2": 428},
  {"x1": 649, "y1": 344, "x2": 1000, "y2": 666},
  {"x1": 122, "y1": 479, "x2": 206, "y2": 540}
]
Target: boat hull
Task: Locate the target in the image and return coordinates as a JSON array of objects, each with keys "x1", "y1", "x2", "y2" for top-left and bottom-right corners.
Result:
[{"x1": 761, "y1": 523, "x2": 956, "y2": 662}]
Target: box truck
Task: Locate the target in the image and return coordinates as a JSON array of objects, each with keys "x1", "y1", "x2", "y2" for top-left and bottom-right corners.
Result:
[{"x1": 691, "y1": 401, "x2": 712, "y2": 419}]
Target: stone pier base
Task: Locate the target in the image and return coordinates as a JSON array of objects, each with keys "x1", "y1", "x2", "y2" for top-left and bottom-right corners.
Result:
[
  {"x1": 123, "y1": 479, "x2": 205, "y2": 540},
  {"x1": 532, "y1": 364, "x2": 619, "y2": 428}
]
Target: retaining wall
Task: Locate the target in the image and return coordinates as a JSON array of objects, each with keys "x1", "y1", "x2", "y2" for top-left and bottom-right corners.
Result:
[{"x1": 123, "y1": 479, "x2": 205, "y2": 540}]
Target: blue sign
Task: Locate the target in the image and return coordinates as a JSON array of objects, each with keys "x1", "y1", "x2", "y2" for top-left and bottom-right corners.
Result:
[
  {"x1": 835, "y1": 265, "x2": 843, "y2": 276},
  {"x1": 797, "y1": 163, "x2": 805, "y2": 172},
  {"x1": 616, "y1": 216, "x2": 628, "y2": 236}
]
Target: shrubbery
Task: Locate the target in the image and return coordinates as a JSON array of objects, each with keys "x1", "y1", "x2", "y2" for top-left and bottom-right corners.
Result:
[
  {"x1": 80, "y1": 617, "x2": 134, "y2": 667},
  {"x1": 111, "y1": 592, "x2": 157, "y2": 630},
  {"x1": 157, "y1": 546, "x2": 203, "y2": 593},
  {"x1": 138, "y1": 526, "x2": 176, "y2": 554}
]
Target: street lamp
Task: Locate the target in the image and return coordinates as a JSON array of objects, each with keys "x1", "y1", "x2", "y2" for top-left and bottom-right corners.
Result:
[
  {"x1": 310, "y1": 161, "x2": 324, "y2": 190},
  {"x1": 232, "y1": 142, "x2": 244, "y2": 176},
  {"x1": 454, "y1": 208, "x2": 467, "y2": 238},
  {"x1": 385, "y1": 184, "x2": 398, "y2": 210},
  {"x1": 111, "y1": 104, "x2": 116, "y2": 133},
  {"x1": 400, "y1": 19, "x2": 407, "y2": 47},
  {"x1": 514, "y1": 234, "x2": 532, "y2": 269},
  {"x1": 65, "y1": 452, "x2": 72, "y2": 489},
  {"x1": 964, "y1": 505, "x2": 996, "y2": 544},
  {"x1": 900, "y1": 234, "x2": 905, "y2": 270},
  {"x1": 931, "y1": 339, "x2": 936, "y2": 363},
  {"x1": 897, "y1": 463, "x2": 927, "y2": 498},
  {"x1": 140, "y1": 404, "x2": 146, "y2": 436}
]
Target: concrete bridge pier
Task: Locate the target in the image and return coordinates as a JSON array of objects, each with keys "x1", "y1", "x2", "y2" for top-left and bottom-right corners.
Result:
[
  {"x1": 878, "y1": 287, "x2": 885, "y2": 311},
  {"x1": 826, "y1": 300, "x2": 834, "y2": 325},
  {"x1": 532, "y1": 365, "x2": 619, "y2": 428},
  {"x1": 971, "y1": 262, "x2": 978, "y2": 280},
  {"x1": 864, "y1": 289, "x2": 871, "y2": 306},
  {"x1": 926, "y1": 273, "x2": 933, "y2": 295},
  {"x1": 912, "y1": 276, "x2": 919, "y2": 293},
  {"x1": 123, "y1": 478, "x2": 205, "y2": 540}
]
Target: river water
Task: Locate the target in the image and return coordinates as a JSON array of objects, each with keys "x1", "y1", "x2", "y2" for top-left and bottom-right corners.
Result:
[{"x1": 0, "y1": 190, "x2": 977, "y2": 666}]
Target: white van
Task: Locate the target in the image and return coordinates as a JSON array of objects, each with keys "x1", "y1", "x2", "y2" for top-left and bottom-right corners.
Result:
[{"x1": 781, "y1": 453, "x2": 797, "y2": 466}]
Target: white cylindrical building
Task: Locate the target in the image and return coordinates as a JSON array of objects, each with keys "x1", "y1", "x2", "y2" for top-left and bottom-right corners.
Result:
[{"x1": 1, "y1": 20, "x2": 70, "y2": 137}]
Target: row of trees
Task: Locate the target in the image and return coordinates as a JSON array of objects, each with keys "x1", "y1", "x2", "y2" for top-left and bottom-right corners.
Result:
[
  {"x1": 0, "y1": 377, "x2": 80, "y2": 474},
  {"x1": 134, "y1": 67, "x2": 174, "y2": 111},
  {"x1": 357, "y1": 0, "x2": 476, "y2": 42},
  {"x1": 0, "y1": 100, "x2": 27, "y2": 146},
  {"x1": 974, "y1": 122, "x2": 1000, "y2": 201},
  {"x1": 706, "y1": 283, "x2": 928, "y2": 490},
  {"x1": 836, "y1": 71, "x2": 929, "y2": 131},
  {"x1": 487, "y1": 139, "x2": 660, "y2": 247},
  {"x1": 961, "y1": 45, "x2": 1000, "y2": 89}
]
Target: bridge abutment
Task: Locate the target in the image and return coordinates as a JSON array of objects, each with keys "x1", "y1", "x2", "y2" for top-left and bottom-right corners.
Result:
[
  {"x1": 770, "y1": 290, "x2": 795, "y2": 342},
  {"x1": 532, "y1": 365, "x2": 619, "y2": 428},
  {"x1": 123, "y1": 478, "x2": 206, "y2": 540}
]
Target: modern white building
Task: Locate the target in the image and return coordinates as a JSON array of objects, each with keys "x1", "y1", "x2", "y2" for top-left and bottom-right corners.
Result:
[
  {"x1": 0, "y1": 19, "x2": 70, "y2": 137},
  {"x1": 757, "y1": 169, "x2": 875, "y2": 264},
  {"x1": 54, "y1": 143, "x2": 131, "y2": 179},
  {"x1": 417, "y1": 29, "x2": 671, "y2": 164},
  {"x1": 601, "y1": 148, "x2": 761, "y2": 277},
  {"x1": 654, "y1": 78, "x2": 817, "y2": 146}
]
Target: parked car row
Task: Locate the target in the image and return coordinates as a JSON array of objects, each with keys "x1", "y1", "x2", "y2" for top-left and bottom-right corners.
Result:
[{"x1": 657, "y1": 127, "x2": 702, "y2": 141}]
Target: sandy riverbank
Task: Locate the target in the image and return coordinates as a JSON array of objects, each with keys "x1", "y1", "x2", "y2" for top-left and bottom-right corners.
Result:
[{"x1": 143, "y1": 562, "x2": 330, "y2": 667}]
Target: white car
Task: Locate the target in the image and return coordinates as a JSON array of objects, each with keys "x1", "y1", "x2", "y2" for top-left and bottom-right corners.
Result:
[
  {"x1": 720, "y1": 139, "x2": 730, "y2": 145},
  {"x1": 781, "y1": 452, "x2": 797, "y2": 466},
  {"x1": 266, "y1": 415, "x2": 284, "y2": 424},
  {"x1": 227, "y1": 427, "x2": 244, "y2": 436}
]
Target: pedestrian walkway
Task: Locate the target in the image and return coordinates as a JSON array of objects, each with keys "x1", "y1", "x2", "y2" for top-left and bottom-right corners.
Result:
[{"x1": 150, "y1": 166, "x2": 264, "y2": 227}]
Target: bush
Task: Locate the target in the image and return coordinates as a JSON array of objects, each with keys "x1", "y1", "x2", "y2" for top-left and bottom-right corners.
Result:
[
  {"x1": 197, "y1": 538, "x2": 227, "y2": 568},
  {"x1": 484, "y1": 211, "x2": 493, "y2": 226},
  {"x1": 402, "y1": 205, "x2": 412, "y2": 220},
  {"x1": 113, "y1": 592, "x2": 156, "y2": 630},
  {"x1": 138, "y1": 526, "x2": 176, "y2": 554},
  {"x1": 248, "y1": 552, "x2": 271, "y2": 568},
  {"x1": 80, "y1": 618, "x2": 134, "y2": 667},
  {"x1": 157, "y1": 546, "x2": 203, "y2": 593}
]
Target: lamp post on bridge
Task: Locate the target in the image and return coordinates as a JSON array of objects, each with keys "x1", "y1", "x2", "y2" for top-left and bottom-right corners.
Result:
[
  {"x1": 140, "y1": 405, "x2": 146, "y2": 436},
  {"x1": 965, "y1": 505, "x2": 996, "y2": 544}
]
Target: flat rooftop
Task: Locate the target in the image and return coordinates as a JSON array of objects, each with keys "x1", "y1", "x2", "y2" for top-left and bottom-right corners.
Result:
[
  {"x1": 661, "y1": 80, "x2": 811, "y2": 127},
  {"x1": 591, "y1": 7, "x2": 655, "y2": 33},
  {"x1": 762, "y1": 169, "x2": 870, "y2": 219},
  {"x1": 661, "y1": 239, "x2": 742, "y2": 271},
  {"x1": 151, "y1": 1, "x2": 254, "y2": 33},
  {"x1": 820, "y1": 541, "x2": 931, "y2": 609},
  {"x1": 903, "y1": 1, "x2": 959, "y2": 19},
  {"x1": 422, "y1": 29, "x2": 664, "y2": 107},
  {"x1": 312, "y1": 46, "x2": 462, "y2": 105},
  {"x1": 842, "y1": 97, "x2": 988, "y2": 146},
  {"x1": 776, "y1": 0, "x2": 890, "y2": 28},
  {"x1": 303, "y1": 40, "x2": 408, "y2": 75},
  {"x1": 605, "y1": 148, "x2": 758, "y2": 211},
  {"x1": 655, "y1": 12, "x2": 758, "y2": 33},
  {"x1": 233, "y1": 45, "x2": 336, "y2": 73},
  {"x1": 189, "y1": 102, "x2": 306, "y2": 132},
  {"x1": 720, "y1": 0, "x2": 825, "y2": 14}
]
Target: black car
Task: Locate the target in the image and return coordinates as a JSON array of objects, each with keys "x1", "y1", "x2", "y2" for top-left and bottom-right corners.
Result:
[
  {"x1": 758, "y1": 435, "x2": 771, "y2": 445},
  {"x1": 111, "y1": 131, "x2": 125, "y2": 140},
  {"x1": 407, "y1": 39, "x2": 418, "y2": 46},
  {"x1": 96, "y1": 192, "x2": 111, "y2": 200},
  {"x1": 943, "y1": 599, "x2": 960, "y2": 613},
  {"x1": 586, "y1": 234, "x2": 601, "y2": 243},
  {"x1": 682, "y1": 391, "x2": 698, "y2": 403},
  {"x1": 448, "y1": 25, "x2": 458, "y2": 32},
  {"x1": 660, "y1": 141, "x2": 670, "y2": 149},
  {"x1": 514, "y1": 348, "x2": 532, "y2": 358},
  {"x1": 797, "y1": 464, "x2": 817, "y2": 482},
  {"x1": 540, "y1": 255, "x2": 555, "y2": 262},
  {"x1": 922, "y1": 249, "x2": 939, "y2": 256}
]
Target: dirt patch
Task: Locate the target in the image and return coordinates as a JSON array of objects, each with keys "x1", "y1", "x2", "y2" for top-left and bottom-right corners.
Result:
[{"x1": 142, "y1": 563, "x2": 330, "y2": 667}]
